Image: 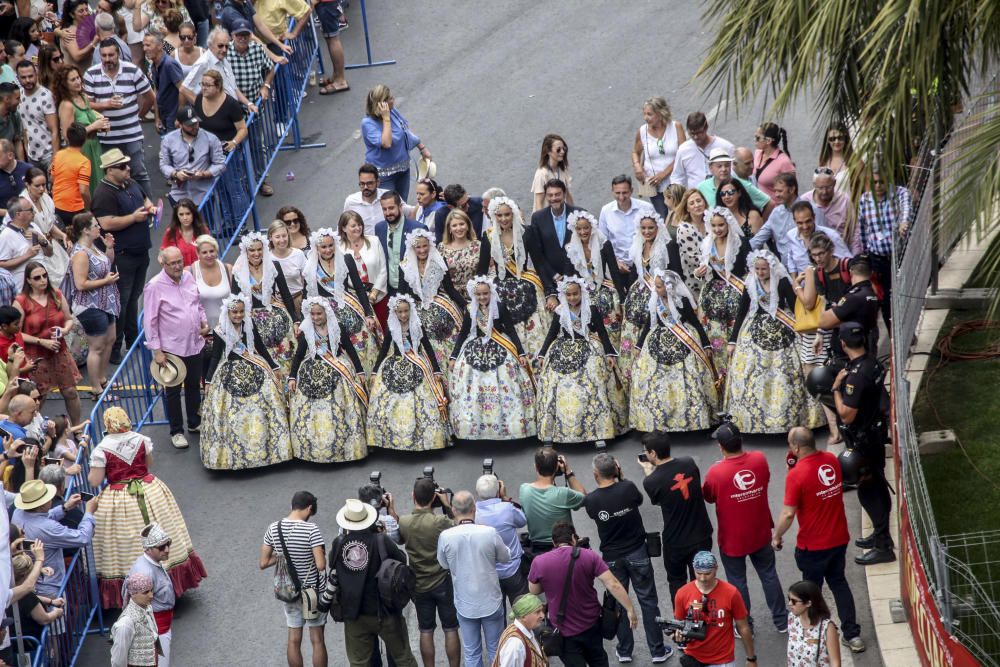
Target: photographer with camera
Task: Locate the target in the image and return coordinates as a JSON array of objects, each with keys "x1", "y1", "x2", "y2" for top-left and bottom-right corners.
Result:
[
  {"x1": 584, "y1": 452, "x2": 670, "y2": 663},
  {"x1": 397, "y1": 478, "x2": 460, "y2": 667},
  {"x1": 520, "y1": 448, "x2": 587, "y2": 556},
  {"x1": 670, "y1": 551, "x2": 756, "y2": 667},
  {"x1": 475, "y1": 464, "x2": 530, "y2": 605},
  {"x1": 360, "y1": 475, "x2": 402, "y2": 545}
]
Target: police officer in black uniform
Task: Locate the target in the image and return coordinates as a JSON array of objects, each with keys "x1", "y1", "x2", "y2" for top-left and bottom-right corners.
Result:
[
  {"x1": 818, "y1": 255, "x2": 881, "y2": 361},
  {"x1": 832, "y1": 321, "x2": 895, "y2": 566}
]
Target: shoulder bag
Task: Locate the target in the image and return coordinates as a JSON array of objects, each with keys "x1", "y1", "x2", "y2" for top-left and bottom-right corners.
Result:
[
  {"x1": 794, "y1": 294, "x2": 825, "y2": 333},
  {"x1": 272, "y1": 521, "x2": 299, "y2": 603},
  {"x1": 275, "y1": 520, "x2": 320, "y2": 620},
  {"x1": 539, "y1": 546, "x2": 580, "y2": 657}
]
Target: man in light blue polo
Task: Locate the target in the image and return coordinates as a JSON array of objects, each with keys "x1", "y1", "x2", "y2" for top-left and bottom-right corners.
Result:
[{"x1": 475, "y1": 473, "x2": 529, "y2": 604}]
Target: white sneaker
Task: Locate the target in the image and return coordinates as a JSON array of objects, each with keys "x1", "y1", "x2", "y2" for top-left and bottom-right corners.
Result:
[
  {"x1": 171, "y1": 433, "x2": 189, "y2": 449},
  {"x1": 615, "y1": 653, "x2": 632, "y2": 664}
]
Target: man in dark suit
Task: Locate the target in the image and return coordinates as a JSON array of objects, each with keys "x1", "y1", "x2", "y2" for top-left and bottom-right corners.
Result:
[
  {"x1": 430, "y1": 183, "x2": 484, "y2": 243},
  {"x1": 374, "y1": 190, "x2": 426, "y2": 296},
  {"x1": 525, "y1": 178, "x2": 583, "y2": 310}
]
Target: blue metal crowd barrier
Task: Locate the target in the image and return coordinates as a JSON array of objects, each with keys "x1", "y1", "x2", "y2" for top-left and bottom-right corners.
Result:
[{"x1": 20, "y1": 20, "x2": 323, "y2": 667}]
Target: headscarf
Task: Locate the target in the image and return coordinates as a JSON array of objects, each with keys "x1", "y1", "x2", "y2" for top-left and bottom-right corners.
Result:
[
  {"x1": 102, "y1": 407, "x2": 132, "y2": 434},
  {"x1": 510, "y1": 593, "x2": 544, "y2": 620},
  {"x1": 465, "y1": 275, "x2": 500, "y2": 341},
  {"x1": 141, "y1": 523, "x2": 170, "y2": 550},
  {"x1": 565, "y1": 211, "x2": 605, "y2": 288},
  {"x1": 298, "y1": 295, "x2": 341, "y2": 358},
  {"x1": 699, "y1": 207, "x2": 744, "y2": 275},
  {"x1": 216, "y1": 294, "x2": 254, "y2": 359},
  {"x1": 233, "y1": 232, "x2": 276, "y2": 310},
  {"x1": 556, "y1": 276, "x2": 591, "y2": 337},
  {"x1": 125, "y1": 572, "x2": 154, "y2": 596},
  {"x1": 647, "y1": 268, "x2": 695, "y2": 325},
  {"x1": 304, "y1": 228, "x2": 347, "y2": 307},
  {"x1": 486, "y1": 196, "x2": 527, "y2": 280},
  {"x1": 692, "y1": 550, "x2": 718, "y2": 571},
  {"x1": 387, "y1": 293, "x2": 423, "y2": 352},
  {"x1": 744, "y1": 249, "x2": 790, "y2": 318},
  {"x1": 629, "y1": 211, "x2": 670, "y2": 284},
  {"x1": 400, "y1": 228, "x2": 447, "y2": 307}
]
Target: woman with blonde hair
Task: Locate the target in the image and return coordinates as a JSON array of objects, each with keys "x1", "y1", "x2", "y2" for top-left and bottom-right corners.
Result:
[
  {"x1": 338, "y1": 210, "x2": 387, "y2": 327},
  {"x1": 530, "y1": 134, "x2": 574, "y2": 212},
  {"x1": 438, "y1": 208, "x2": 481, "y2": 289},
  {"x1": 631, "y1": 96, "x2": 687, "y2": 217},
  {"x1": 361, "y1": 85, "x2": 431, "y2": 200},
  {"x1": 267, "y1": 220, "x2": 307, "y2": 313},
  {"x1": 675, "y1": 188, "x2": 710, "y2": 293}
]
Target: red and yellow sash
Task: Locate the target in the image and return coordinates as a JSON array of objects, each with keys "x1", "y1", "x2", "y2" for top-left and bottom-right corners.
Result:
[
  {"x1": 668, "y1": 323, "x2": 716, "y2": 377},
  {"x1": 490, "y1": 329, "x2": 536, "y2": 391},
  {"x1": 338, "y1": 289, "x2": 384, "y2": 346},
  {"x1": 723, "y1": 272, "x2": 746, "y2": 295},
  {"x1": 319, "y1": 351, "x2": 369, "y2": 408},
  {"x1": 239, "y1": 349, "x2": 283, "y2": 391},
  {"x1": 404, "y1": 350, "x2": 449, "y2": 419},
  {"x1": 431, "y1": 294, "x2": 463, "y2": 329},
  {"x1": 773, "y1": 308, "x2": 797, "y2": 332},
  {"x1": 506, "y1": 261, "x2": 543, "y2": 292}
]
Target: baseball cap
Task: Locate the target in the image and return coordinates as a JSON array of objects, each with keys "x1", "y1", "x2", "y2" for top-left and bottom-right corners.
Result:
[
  {"x1": 231, "y1": 18, "x2": 253, "y2": 35},
  {"x1": 839, "y1": 321, "x2": 866, "y2": 347},
  {"x1": 708, "y1": 147, "x2": 733, "y2": 164},
  {"x1": 711, "y1": 421, "x2": 741, "y2": 449},
  {"x1": 177, "y1": 105, "x2": 201, "y2": 126},
  {"x1": 692, "y1": 551, "x2": 718, "y2": 572}
]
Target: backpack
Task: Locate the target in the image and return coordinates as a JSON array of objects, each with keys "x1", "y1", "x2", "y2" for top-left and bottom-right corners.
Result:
[
  {"x1": 817, "y1": 257, "x2": 885, "y2": 303},
  {"x1": 375, "y1": 533, "x2": 415, "y2": 614}
]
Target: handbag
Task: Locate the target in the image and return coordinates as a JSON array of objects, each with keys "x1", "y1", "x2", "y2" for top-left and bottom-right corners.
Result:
[
  {"x1": 794, "y1": 294, "x2": 825, "y2": 333},
  {"x1": 539, "y1": 546, "x2": 580, "y2": 657},
  {"x1": 599, "y1": 590, "x2": 621, "y2": 640},
  {"x1": 275, "y1": 520, "x2": 320, "y2": 619}
]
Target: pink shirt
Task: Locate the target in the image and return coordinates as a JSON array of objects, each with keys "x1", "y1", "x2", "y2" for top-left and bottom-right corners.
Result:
[
  {"x1": 802, "y1": 189, "x2": 862, "y2": 254},
  {"x1": 753, "y1": 148, "x2": 796, "y2": 202},
  {"x1": 143, "y1": 270, "x2": 207, "y2": 357}
]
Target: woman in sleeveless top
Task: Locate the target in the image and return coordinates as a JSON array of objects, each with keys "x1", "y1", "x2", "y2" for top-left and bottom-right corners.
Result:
[
  {"x1": 189, "y1": 235, "x2": 231, "y2": 377},
  {"x1": 89, "y1": 407, "x2": 206, "y2": 608},
  {"x1": 53, "y1": 66, "x2": 110, "y2": 195},
  {"x1": 174, "y1": 22, "x2": 203, "y2": 78},
  {"x1": 22, "y1": 168, "x2": 69, "y2": 289},
  {"x1": 632, "y1": 96, "x2": 686, "y2": 217},
  {"x1": 438, "y1": 208, "x2": 481, "y2": 290},
  {"x1": 787, "y1": 580, "x2": 840, "y2": 667},
  {"x1": 267, "y1": 220, "x2": 307, "y2": 314},
  {"x1": 530, "y1": 134, "x2": 574, "y2": 212}
]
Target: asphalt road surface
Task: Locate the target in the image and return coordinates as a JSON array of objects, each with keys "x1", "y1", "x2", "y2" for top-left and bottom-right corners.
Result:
[{"x1": 74, "y1": 1, "x2": 884, "y2": 665}]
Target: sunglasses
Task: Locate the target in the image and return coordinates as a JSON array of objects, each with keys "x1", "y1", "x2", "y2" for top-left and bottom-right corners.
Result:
[
  {"x1": 788, "y1": 597, "x2": 804, "y2": 605},
  {"x1": 753, "y1": 134, "x2": 764, "y2": 141},
  {"x1": 656, "y1": 138, "x2": 664, "y2": 155},
  {"x1": 187, "y1": 144, "x2": 196, "y2": 163},
  {"x1": 828, "y1": 134, "x2": 845, "y2": 142},
  {"x1": 29, "y1": 273, "x2": 48, "y2": 281},
  {"x1": 180, "y1": 34, "x2": 195, "y2": 41},
  {"x1": 813, "y1": 167, "x2": 834, "y2": 176},
  {"x1": 283, "y1": 217, "x2": 300, "y2": 225},
  {"x1": 51, "y1": 54, "x2": 63, "y2": 62},
  {"x1": 108, "y1": 163, "x2": 131, "y2": 171},
  {"x1": 719, "y1": 189, "x2": 737, "y2": 197}
]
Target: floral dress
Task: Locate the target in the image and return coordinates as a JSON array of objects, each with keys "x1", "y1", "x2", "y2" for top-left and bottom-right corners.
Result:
[
  {"x1": 16, "y1": 291, "x2": 81, "y2": 394},
  {"x1": 562, "y1": 241, "x2": 627, "y2": 349},
  {"x1": 620, "y1": 258, "x2": 662, "y2": 379},
  {"x1": 200, "y1": 329, "x2": 292, "y2": 470},
  {"x1": 449, "y1": 305, "x2": 537, "y2": 440},
  {"x1": 676, "y1": 222, "x2": 706, "y2": 294},
  {"x1": 315, "y1": 255, "x2": 380, "y2": 372},
  {"x1": 288, "y1": 330, "x2": 368, "y2": 463},
  {"x1": 630, "y1": 297, "x2": 718, "y2": 432},
  {"x1": 698, "y1": 243, "x2": 748, "y2": 381},
  {"x1": 367, "y1": 334, "x2": 450, "y2": 452},
  {"x1": 787, "y1": 614, "x2": 834, "y2": 667},
  {"x1": 230, "y1": 262, "x2": 299, "y2": 375},
  {"x1": 536, "y1": 306, "x2": 625, "y2": 443},
  {"x1": 399, "y1": 268, "x2": 465, "y2": 381},
  {"x1": 479, "y1": 237, "x2": 551, "y2": 357},
  {"x1": 439, "y1": 240, "x2": 481, "y2": 290}
]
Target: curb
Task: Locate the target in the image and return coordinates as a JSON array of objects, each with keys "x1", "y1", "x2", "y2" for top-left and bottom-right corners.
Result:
[{"x1": 867, "y1": 226, "x2": 999, "y2": 667}]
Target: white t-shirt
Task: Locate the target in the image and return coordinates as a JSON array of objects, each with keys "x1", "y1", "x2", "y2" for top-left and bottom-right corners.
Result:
[
  {"x1": 669, "y1": 135, "x2": 736, "y2": 189},
  {"x1": 18, "y1": 87, "x2": 56, "y2": 164},
  {"x1": 0, "y1": 223, "x2": 42, "y2": 289},
  {"x1": 273, "y1": 248, "x2": 306, "y2": 293}
]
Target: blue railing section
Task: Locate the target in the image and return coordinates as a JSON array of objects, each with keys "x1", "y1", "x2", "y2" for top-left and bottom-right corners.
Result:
[{"x1": 20, "y1": 19, "x2": 322, "y2": 666}]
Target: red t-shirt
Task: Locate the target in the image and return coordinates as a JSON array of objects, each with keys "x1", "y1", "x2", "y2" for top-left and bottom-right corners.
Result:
[
  {"x1": 673, "y1": 579, "x2": 747, "y2": 664},
  {"x1": 783, "y1": 451, "x2": 850, "y2": 550},
  {"x1": 702, "y1": 451, "x2": 773, "y2": 557}
]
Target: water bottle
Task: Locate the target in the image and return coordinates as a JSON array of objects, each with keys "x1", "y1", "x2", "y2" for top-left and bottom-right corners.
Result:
[
  {"x1": 286, "y1": 171, "x2": 295, "y2": 181},
  {"x1": 308, "y1": 71, "x2": 317, "y2": 87}
]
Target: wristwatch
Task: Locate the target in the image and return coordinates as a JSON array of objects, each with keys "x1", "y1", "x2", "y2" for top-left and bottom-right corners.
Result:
[
  {"x1": 746, "y1": 656, "x2": 757, "y2": 663},
  {"x1": 565, "y1": 471, "x2": 575, "y2": 479}
]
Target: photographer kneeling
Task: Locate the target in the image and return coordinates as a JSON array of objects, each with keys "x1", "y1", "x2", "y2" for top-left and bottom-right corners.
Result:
[{"x1": 671, "y1": 551, "x2": 756, "y2": 667}]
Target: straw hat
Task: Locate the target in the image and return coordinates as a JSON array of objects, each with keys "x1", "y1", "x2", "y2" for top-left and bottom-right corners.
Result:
[
  {"x1": 416, "y1": 157, "x2": 437, "y2": 181},
  {"x1": 15, "y1": 480, "x2": 57, "y2": 510},
  {"x1": 336, "y1": 498, "x2": 378, "y2": 531},
  {"x1": 150, "y1": 353, "x2": 187, "y2": 387},
  {"x1": 99, "y1": 148, "x2": 131, "y2": 170}
]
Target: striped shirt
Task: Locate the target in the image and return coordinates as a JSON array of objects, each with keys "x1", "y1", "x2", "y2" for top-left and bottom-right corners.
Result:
[
  {"x1": 263, "y1": 518, "x2": 326, "y2": 589},
  {"x1": 82, "y1": 61, "x2": 151, "y2": 146}
]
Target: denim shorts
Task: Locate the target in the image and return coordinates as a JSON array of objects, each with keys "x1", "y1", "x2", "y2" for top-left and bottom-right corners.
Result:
[
  {"x1": 315, "y1": 2, "x2": 342, "y2": 38},
  {"x1": 282, "y1": 600, "x2": 328, "y2": 629},
  {"x1": 76, "y1": 308, "x2": 114, "y2": 336},
  {"x1": 414, "y1": 576, "x2": 459, "y2": 632}
]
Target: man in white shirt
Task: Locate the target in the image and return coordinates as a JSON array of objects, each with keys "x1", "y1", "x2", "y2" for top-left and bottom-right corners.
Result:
[
  {"x1": 494, "y1": 593, "x2": 546, "y2": 667},
  {"x1": 0, "y1": 197, "x2": 50, "y2": 288},
  {"x1": 802, "y1": 168, "x2": 861, "y2": 254},
  {"x1": 783, "y1": 201, "x2": 851, "y2": 273},
  {"x1": 598, "y1": 174, "x2": 653, "y2": 274},
  {"x1": 669, "y1": 111, "x2": 735, "y2": 189},
  {"x1": 751, "y1": 173, "x2": 825, "y2": 267},
  {"x1": 179, "y1": 27, "x2": 257, "y2": 112},
  {"x1": 343, "y1": 163, "x2": 387, "y2": 235}
]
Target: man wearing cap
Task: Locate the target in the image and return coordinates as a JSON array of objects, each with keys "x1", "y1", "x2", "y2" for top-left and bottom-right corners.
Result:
[
  {"x1": 125, "y1": 524, "x2": 177, "y2": 667},
  {"x1": 229, "y1": 19, "x2": 277, "y2": 107},
  {"x1": 832, "y1": 322, "x2": 894, "y2": 566},
  {"x1": 11, "y1": 479, "x2": 100, "y2": 599},
  {"x1": 158, "y1": 104, "x2": 226, "y2": 206},
  {"x1": 669, "y1": 111, "x2": 735, "y2": 189},
  {"x1": 671, "y1": 551, "x2": 757, "y2": 666},
  {"x1": 330, "y1": 498, "x2": 418, "y2": 666},
  {"x1": 92, "y1": 147, "x2": 157, "y2": 363},
  {"x1": 773, "y1": 427, "x2": 865, "y2": 653},
  {"x1": 143, "y1": 32, "x2": 184, "y2": 134},
  {"x1": 494, "y1": 594, "x2": 547, "y2": 667},
  {"x1": 698, "y1": 148, "x2": 773, "y2": 219},
  {"x1": 143, "y1": 246, "x2": 209, "y2": 449},
  {"x1": 702, "y1": 422, "x2": 787, "y2": 634}
]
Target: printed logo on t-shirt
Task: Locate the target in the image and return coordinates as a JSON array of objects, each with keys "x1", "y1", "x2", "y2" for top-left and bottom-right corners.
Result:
[
  {"x1": 598, "y1": 511, "x2": 610, "y2": 522},
  {"x1": 343, "y1": 541, "x2": 370, "y2": 571},
  {"x1": 671, "y1": 473, "x2": 694, "y2": 499},
  {"x1": 817, "y1": 464, "x2": 838, "y2": 487},
  {"x1": 732, "y1": 469, "x2": 756, "y2": 492}
]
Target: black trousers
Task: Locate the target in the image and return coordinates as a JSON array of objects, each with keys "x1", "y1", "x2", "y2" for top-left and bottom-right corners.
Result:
[
  {"x1": 164, "y1": 352, "x2": 203, "y2": 435},
  {"x1": 858, "y1": 464, "x2": 894, "y2": 550},
  {"x1": 794, "y1": 544, "x2": 860, "y2": 639},
  {"x1": 869, "y1": 253, "x2": 893, "y2": 329},
  {"x1": 113, "y1": 251, "x2": 150, "y2": 352},
  {"x1": 662, "y1": 537, "x2": 713, "y2": 602},
  {"x1": 562, "y1": 619, "x2": 609, "y2": 667}
]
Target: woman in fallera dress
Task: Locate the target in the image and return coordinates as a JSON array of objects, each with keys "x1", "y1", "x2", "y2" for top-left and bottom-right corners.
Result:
[
  {"x1": 536, "y1": 277, "x2": 624, "y2": 447},
  {"x1": 287, "y1": 297, "x2": 368, "y2": 463},
  {"x1": 200, "y1": 295, "x2": 292, "y2": 470},
  {"x1": 304, "y1": 227, "x2": 381, "y2": 372},
  {"x1": 694, "y1": 207, "x2": 750, "y2": 382},
  {"x1": 367, "y1": 294, "x2": 450, "y2": 452},
  {"x1": 561, "y1": 211, "x2": 627, "y2": 349},
  {"x1": 630, "y1": 269, "x2": 719, "y2": 432},
  {"x1": 725, "y1": 250, "x2": 819, "y2": 433},
  {"x1": 478, "y1": 196, "x2": 550, "y2": 357},
  {"x1": 449, "y1": 276, "x2": 537, "y2": 441},
  {"x1": 230, "y1": 232, "x2": 300, "y2": 375},
  {"x1": 398, "y1": 228, "x2": 466, "y2": 379}
]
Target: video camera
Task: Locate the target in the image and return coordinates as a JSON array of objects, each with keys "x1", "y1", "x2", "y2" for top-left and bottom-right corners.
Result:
[
  {"x1": 655, "y1": 617, "x2": 707, "y2": 642},
  {"x1": 421, "y1": 466, "x2": 453, "y2": 510},
  {"x1": 482, "y1": 458, "x2": 495, "y2": 476}
]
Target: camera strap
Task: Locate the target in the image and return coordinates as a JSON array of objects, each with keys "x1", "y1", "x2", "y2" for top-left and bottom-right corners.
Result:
[{"x1": 555, "y1": 546, "x2": 580, "y2": 625}]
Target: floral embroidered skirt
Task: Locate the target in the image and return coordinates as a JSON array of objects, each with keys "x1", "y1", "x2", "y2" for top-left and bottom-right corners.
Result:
[
  {"x1": 417, "y1": 300, "x2": 462, "y2": 382},
  {"x1": 698, "y1": 277, "x2": 742, "y2": 380},
  {"x1": 629, "y1": 326, "x2": 718, "y2": 432},
  {"x1": 449, "y1": 337, "x2": 536, "y2": 440},
  {"x1": 332, "y1": 297, "x2": 380, "y2": 373},
  {"x1": 251, "y1": 305, "x2": 296, "y2": 375},
  {"x1": 200, "y1": 358, "x2": 292, "y2": 469},
  {"x1": 593, "y1": 280, "x2": 623, "y2": 350},
  {"x1": 368, "y1": 356, "x2": 450, "y2": 451},
  {"x1": 619, "y1": 279, "x2": 651, "y2": 382},
  {"x1": 495, "y1": 274, "x2": 550, "y2": 357},
  {"x1": 289, "y1": 357, "x2": 368, "y2": 463}
]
